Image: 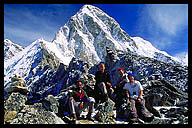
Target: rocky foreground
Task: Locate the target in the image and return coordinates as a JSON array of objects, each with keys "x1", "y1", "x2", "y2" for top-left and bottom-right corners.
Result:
[
  {"x1": 4, "y1": 86, "x2": 188, "y2": 124},
  {"x1": 4, "y1": 75, "x2": 188, "y2": 124}
]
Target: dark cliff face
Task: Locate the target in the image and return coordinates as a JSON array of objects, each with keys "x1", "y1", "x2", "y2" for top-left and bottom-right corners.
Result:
[
  {"x1": 18, "y1": 46, "x2": 188, "y2": 103},
  {"x1": 105, "y1": 47, "x2": 188, "y2": 93}
]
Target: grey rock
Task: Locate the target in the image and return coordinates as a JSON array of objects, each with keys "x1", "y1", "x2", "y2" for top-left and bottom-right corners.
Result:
[{"x1": 4, "y1": 92, "x2": 65, "y2": 124}]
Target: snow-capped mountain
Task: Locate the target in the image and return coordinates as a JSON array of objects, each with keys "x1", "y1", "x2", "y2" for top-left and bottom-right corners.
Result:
[
  {"x1": 131, "y1": 37, "x2": 186, "y2": 65},
  {"x1": 4, "y1": 4, "x2": 187, "y2": 84},
  {"x1": 4, "y1": 39, "x2": 24, "y2": 61},
  {"x1": 52, "y1": 5, "x2": 137, "y2": 65},
  {"x1": 52, "y1": 4, "x2": 184, "y2": 66},
  {"x1": 174, "y1": 52, "x2": 188, "y2": 66},
  {"x1": 3, "y1": 5, "x2": 188, "y2": 124},
  {"x1": 4, "y1": 39, "x2": 63, "y2": 84}
]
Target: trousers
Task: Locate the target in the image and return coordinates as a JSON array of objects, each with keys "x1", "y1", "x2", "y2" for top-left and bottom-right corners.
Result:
[
  {"x1": 129, "y1": 98, "x2": 149, "y2": 118},
  {"x1": 97, "y1": 82, "x2": 115, "y2": 100},
  {"x1": 69, "y1": 97, "x2": 95, "y2": 115}
]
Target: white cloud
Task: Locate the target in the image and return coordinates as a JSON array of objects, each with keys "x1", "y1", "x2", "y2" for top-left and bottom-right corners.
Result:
[
  {"x1": 146, "y1": 4, "x2": 188, "y2": 36},
  {"x1": 136, "y1": 4, "x2": 188, "y2": 51}
]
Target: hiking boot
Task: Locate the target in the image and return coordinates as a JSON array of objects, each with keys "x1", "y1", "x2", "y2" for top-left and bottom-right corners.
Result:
[
  {"x1": 87, "y1": 113, "x2": 94, "y2": 121},
  {"x1": 62, "y1": 116, "x2": 71, "y2": 123},
  {"x1": 72, "y1": 114, "x2": 77, "y2": 120},
  {"x1": 130, "y1": 117, "x2": 138, "y2": 123},
  {"x1": 142, "y1": 115, "x2": 154, "y2": 122}
]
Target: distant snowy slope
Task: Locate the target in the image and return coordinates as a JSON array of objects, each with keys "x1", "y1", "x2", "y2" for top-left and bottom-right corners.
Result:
[
  {"x1": 4, "y1": 39, "x2": 24, "y2": 61},
  {"x1": 4, "y1": 39, "x2": 43, "y2": 83},
  {"x1": 41, "y1": 40, "x2": 71, "y2": 65},
  {"x1": 174, "y1": 52, "x2": 188, "y2": 66},
  {"x1": 4, "y1": 39, "x2": 70, "y2": 84},
  {"x1": 131, "y1": 37, "x2": 183, "y2": 65}
]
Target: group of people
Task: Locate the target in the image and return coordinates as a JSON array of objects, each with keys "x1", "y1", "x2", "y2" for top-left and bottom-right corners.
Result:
[
  {"x1": 68, "y1": 62, "x2": 154, "y2": 123},
  {"x1": 5, "y1": 62, "x2": 153, "y2": 123}
]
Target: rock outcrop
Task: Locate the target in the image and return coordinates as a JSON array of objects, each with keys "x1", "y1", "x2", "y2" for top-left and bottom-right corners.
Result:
[
  {"x1": 105, "y1": 47, "x2": 188, "y2": 93},
  {"x1": 4, "y1": 92, "x2": 65, "y2": 124},
  {"x1": 4, "y1": 52, "x2": 188, "y2": 124}
]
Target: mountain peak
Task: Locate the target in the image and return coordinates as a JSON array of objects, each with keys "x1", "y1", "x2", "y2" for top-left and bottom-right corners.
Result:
[
  {"x1": 5, "y1": 4, "x2": 186, "y2": 85},
  {"x1": 78, "y1": 4, "x2": 100, "y2": 14},
  {"x1": 81, "y1": 4, "x2": 95, "y2": 9},
  {"x1": 53, "y1": 4, "x2": 136, "y2": 65},
  {"x1": 4, "y1": 39, "x2": 24, "y2": 61}
]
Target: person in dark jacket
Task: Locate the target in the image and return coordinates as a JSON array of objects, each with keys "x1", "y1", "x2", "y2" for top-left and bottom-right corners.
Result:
[
  {"x1": 68, "y1": 80, "x2": 95, "y2": 121},
  {"x1": 94, "y1": 62, "x2": 114, "y2": 103}
]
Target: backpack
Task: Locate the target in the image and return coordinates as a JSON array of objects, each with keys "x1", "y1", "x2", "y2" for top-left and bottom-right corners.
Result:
[
  {"x1": 95, "y1": 98, "x2": 115, "y2": 123},
  {"x1": 116, "y1": 96, "x2": 132, "y2": 119}
]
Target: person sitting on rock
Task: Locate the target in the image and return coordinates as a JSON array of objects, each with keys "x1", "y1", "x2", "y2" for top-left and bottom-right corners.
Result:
[
  {"x1": 123, "y1": 72, "x2": 154, "y2": 123},
  {"x1": 94, "y1": 62, "x2": 115, "y2": 103},
  {"x1": 68, "y1": 80, "x2": 95, "y2": 121},
  {"x1": 114, "y1": 68, "x2": 129, "y2": 108},
  {"x1": 5, "y1": 74, "x2": 30, "y2": 95}
]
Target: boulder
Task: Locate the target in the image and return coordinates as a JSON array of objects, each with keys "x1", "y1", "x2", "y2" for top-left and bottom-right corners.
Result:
[
  {"x1": 4, "y1": 92, "x2": 66, "y2": 124},
  {"x1": 95, "y1": 98, "x2": 115, "y2": 123},
  {"x1": 143, "y1": 80, "x2": 188, "y2": 118}
]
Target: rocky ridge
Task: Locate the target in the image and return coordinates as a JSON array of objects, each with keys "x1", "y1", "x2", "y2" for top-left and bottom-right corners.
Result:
[
  {"x1": 4, "y1": 47, "x2": 188, "y2": 124},
  {"x1": 4, "y1": 39, "x2": 61, "y2": 84},
  {"x1": 105, "y1": 47, "x2": 188, "y2": 93}
]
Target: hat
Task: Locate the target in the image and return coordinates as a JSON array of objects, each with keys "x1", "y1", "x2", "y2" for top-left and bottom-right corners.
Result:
[
  {"x1": 128, "y1": 72, "x2": 135, "y2": 77},
  {"x1": 118, "y1": 68, "x2": 124, "y2": 71}
]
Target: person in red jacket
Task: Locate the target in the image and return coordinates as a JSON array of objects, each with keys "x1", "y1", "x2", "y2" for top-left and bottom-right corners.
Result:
[
  {"x1": 114, "y1": 68, "x2": 129, "y2": 108},
  {"x1": 68, "y1": 80, "x2": 95, "y2": 121}
]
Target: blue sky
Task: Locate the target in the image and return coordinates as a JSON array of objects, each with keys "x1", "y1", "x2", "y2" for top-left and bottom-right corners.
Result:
[{"x1": 4, "y1": 4, "x2": 188, "y2": 58}]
